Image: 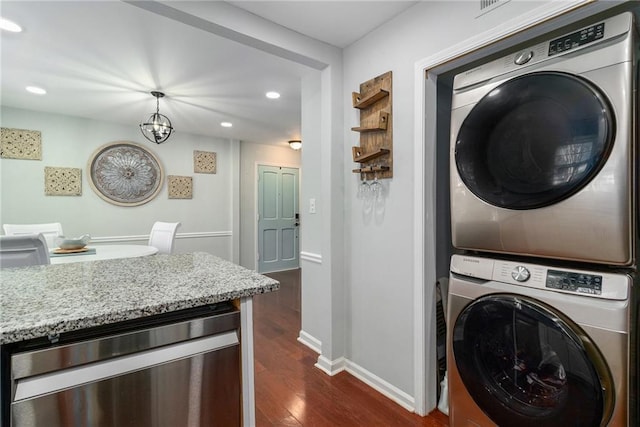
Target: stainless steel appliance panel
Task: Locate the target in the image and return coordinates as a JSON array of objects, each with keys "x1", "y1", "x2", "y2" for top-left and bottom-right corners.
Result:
[
  {"x1": 9, "y1": 309, "x2": 241, "y2": 427},
  {"x1": 11, "y1": 344, "x2": 240, "y2": 427},
  {"x1": 447, "y1": 254, "x2": 633, "y2": 427},
  {"x1": 449, "y1": 12, "x2": 637, "y2": 266}
]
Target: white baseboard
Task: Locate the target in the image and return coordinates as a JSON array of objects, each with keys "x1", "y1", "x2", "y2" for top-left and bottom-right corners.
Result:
[
  {"x1": 297, "y1": 330, "x2": 322, "y2": 354},
  {"x1": 314, "y1": 355, "x2": 346, "y2": 376},
  {"x1": 299, "y1": 334, "x2": 416, "y2": 412},
  {"x1": 344, "y1": 360, "x2": 415, "y2": 412}
]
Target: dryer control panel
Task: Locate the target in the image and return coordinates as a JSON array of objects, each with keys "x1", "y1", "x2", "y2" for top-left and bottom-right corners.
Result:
[
  {"x1": 453, "y1": 12, "x2": 632, "y2": 91},
  {"x1": 548, "y1": 22, "x2": 604, "y2": 56}
]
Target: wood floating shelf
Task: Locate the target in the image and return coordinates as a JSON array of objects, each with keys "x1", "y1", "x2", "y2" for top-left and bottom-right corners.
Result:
[
  {"x1": 352, "y1": 147, "x2": 390, "y2": 163},
  {"x1": 352, "y1": 166, "x2": 390, "y2": 174},
  {"x1": 351, "y1": 71, "x2": 392, "y2": 181},
  {"x1": 352, "y1": 89, "x2": 389, "y2": 109},
  {"x1": 351, "y1": 111, "x2": 389, "y2": 132}
]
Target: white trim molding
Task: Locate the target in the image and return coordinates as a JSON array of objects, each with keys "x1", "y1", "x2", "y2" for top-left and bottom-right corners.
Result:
[
  {"x1": 345, "y1": 360, "x2": 415, "y2": 412},
  {"x1": 90, "y1": 231, "x2": 232, "y2": 244},
  {"x1": 299, "y1": 251, "x2": 322, "y2": 264},
  {"x1": 297, "y1": 330, "x2": 322, "y2": 354},
  {"x1": 239, "y1": 297, "x2": 256, "y2": 427},
  {"x1": 313, "y1": 354, "x2": 416, "y2": 413},
  {"x1": 314, "y1": 355, "x2": 346, "y2": 376}
]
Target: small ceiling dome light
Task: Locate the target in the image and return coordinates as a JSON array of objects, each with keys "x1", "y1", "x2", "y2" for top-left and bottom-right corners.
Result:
[
  {"x1": 221, "y1": 122, "x2": 233, "y2": 128},
  {"x1": 26, "y1": 86, "x2": 46, "y2": 95},
  {"x1": 289, "y1": 140, "x2": 302, "y2": 150},
  {"x1": 139, "y1": 91, "x2": 173, "y2": 144},
  {"x1": 266, "y1": 91, "x2": 280, "y2": 99},
  {"x1": 0, "y1": 17, "x2": 22, "y2": 33}
]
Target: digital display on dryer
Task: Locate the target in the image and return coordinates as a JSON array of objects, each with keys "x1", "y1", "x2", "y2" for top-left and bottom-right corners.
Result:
[
  {"x1": 546, "y1": 270, "x2": 602, "y2": 295},
  {"x1": 548, "y1": 23, "x2": 605, "y2": 56}
]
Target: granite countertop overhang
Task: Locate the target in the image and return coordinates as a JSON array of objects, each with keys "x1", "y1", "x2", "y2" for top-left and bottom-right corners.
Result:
[{"x1": 0, "y1": 252, "x2": 279, "y2": 344}]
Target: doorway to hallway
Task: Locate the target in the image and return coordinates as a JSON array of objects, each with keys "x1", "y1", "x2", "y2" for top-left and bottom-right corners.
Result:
[{"x1": 257, "y1": 165, "x2": 300, "y2": 273}]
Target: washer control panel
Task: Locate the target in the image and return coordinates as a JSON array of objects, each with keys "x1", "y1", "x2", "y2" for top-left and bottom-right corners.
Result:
[
  {"x1": 450, "y1": 254, "x2": 629, "y2": 301},
  {"x1": 548, "y1": 22, "x2": 605, "y2": 56},
  {"x1": 546, "y1": 270, "x2": 602, "y2": 295}
]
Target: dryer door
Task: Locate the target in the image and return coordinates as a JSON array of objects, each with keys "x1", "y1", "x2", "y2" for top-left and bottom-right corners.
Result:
[
  {"x1": 452, "y1": 294, "x2": 614, "y2": 427},
  {"x1": 454, "y1": 72, "x2": 614, "y2": 209}
]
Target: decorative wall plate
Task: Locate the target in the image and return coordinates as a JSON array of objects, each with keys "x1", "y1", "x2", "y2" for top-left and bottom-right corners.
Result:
[
  {"x1": 45, "y1": 166, "x2": 82, "y2": 196},
  {"x1": 1, "y1": 127, "x2": 42, "y2": 160},
  {"x1": 168, "y1": 175, "x2": 193, "y2": 199},
  {"x1": 88, "y1": 141, "x2": 163, "y2": 206}
]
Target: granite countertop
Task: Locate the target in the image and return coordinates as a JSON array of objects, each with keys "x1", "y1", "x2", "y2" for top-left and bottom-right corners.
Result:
[{"x1": 0, "y1": 252, "x2": 279, "y2": 344}]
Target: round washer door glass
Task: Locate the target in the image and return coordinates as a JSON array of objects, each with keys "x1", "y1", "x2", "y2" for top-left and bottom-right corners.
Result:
[
  {"x1": 455, "y1": 72, "x2": 614, "y2": 209},
  {"x1": 452, "y1": 294, "x2": 613, "y2": 427}
]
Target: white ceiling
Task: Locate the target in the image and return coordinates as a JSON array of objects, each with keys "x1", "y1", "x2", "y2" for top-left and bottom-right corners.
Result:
[
  {"x1": 1, "y1": 1, "x2": 417, "y2": 147},
  {"x1": 227, "y1": 1, "x2": 418, "y2": 48}
]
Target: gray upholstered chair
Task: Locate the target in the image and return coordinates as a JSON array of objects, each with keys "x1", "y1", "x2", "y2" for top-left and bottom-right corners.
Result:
[
  {"x1": 3, "y1": 222, "x2": 63, "y2": 250},
  {"x1": 0, "y1": 234, "x2": 51, "y2": 268}
]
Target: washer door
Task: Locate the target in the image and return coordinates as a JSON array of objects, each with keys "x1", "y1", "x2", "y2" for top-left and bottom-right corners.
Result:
[
  {"x1": 454, "y1": 72, "x2": 614, "y2": 209},
  {"x1": 452, "y1": 294, "x2": 614, "y2": 427}
]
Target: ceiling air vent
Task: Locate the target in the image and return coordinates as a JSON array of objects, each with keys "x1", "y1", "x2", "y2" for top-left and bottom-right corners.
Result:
[{"x1": 477, "y1": 0, "x2": 511, "y2": 17}]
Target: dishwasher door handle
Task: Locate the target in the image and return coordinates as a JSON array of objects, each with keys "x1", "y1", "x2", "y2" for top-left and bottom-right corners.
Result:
[{"x1": 13, "y1": 331, "x2": 238, "y2": 402}]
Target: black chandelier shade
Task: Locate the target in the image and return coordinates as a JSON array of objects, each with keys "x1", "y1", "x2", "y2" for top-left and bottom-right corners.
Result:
[{"x1": 140, "y1": 91, "x2": 173, "y2": 144}]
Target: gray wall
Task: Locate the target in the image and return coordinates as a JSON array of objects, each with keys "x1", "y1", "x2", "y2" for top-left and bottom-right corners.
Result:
[{"x1": 1, "y1": 106, "x2": 235, "y2": 258}]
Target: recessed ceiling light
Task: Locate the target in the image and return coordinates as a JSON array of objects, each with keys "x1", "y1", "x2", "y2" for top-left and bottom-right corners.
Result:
[
  {"x1": 0, "y1": 17, "x2": 22, "y2": 33},
  {"x1": 265, "y1": 91, "x2": 280, "y2": 99},
  {"x1": 26, "y1": 86, "x2": 46, "y2": 95},
  {"x1": 220, "y1": 122, "x2": 232, "y2": 128}
]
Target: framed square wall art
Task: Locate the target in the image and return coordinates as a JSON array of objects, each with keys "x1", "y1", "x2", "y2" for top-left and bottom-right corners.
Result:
[{"x1": 168, "y1": 175, "x2": 193, "y2": 199}]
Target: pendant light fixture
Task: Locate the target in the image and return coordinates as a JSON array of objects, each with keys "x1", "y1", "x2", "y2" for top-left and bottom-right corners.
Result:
[{"x1": 140, "y1": 91, "x2": 173, "y2": 144}]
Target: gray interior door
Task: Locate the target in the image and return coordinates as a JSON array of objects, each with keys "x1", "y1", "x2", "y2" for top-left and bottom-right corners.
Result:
[{"x1": 257, "y1": 165, "x2": 299, "y2": 273}]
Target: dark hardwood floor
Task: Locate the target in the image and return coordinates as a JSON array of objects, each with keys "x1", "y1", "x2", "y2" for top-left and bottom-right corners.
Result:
[{"x1": 253, "y1": 269, "x2": 450, "y2": 427}]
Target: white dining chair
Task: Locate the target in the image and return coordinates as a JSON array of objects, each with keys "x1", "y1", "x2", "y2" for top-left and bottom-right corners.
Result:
[
  {"x1": 148, "y1": 221, "x2": 181, "y2": 254},
  {"x1": 3, "y1": 222, "x2": 63, "y2": 250},
  {"x1": 0, "y1": 234, "x2": 51, "y2": 268}
]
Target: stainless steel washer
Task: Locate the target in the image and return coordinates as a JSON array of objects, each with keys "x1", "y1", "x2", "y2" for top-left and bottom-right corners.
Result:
[
  {"x1": 447, "y1": 254, "x2": 636, "y2": 427},
  {"x1": 450, "y1": 13, "x2": 637, "y2": 266}
]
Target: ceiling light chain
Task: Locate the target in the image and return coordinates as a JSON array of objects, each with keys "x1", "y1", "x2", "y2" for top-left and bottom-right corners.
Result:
[{"x1": 139, "y1": 91, "x2": 174, "y2": 144}]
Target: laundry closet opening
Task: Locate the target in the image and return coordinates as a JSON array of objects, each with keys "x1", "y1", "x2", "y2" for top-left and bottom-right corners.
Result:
[{"x1": 422, "y1": 0, "x2": 640, "y2": 417}]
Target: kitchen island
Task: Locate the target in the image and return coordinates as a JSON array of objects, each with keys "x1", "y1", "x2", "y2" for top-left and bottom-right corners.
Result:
[{"x1": 0, "y1": 252, "x2": 279, "y2": 426}]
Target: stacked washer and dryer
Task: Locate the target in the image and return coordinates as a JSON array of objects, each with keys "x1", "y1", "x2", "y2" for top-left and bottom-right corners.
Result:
[{"x1": 447, "y1": 12, "x2": 638, "y2": 427}]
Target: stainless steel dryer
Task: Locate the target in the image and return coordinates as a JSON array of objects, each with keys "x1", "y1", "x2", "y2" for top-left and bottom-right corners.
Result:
[
  {"x1": 447, "y1": 254, "x2": 636, "y2": 427},
  {"x1": 450, "y1": 13, "x2": 637, "y2": 266}
]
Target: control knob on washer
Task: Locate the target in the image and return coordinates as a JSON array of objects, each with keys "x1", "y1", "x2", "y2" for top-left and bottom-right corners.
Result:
[{"x1": 511, "y1": 266, "x2": 531, "y2": 282}]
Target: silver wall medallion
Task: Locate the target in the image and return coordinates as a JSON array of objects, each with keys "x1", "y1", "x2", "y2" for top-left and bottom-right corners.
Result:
[{"x1": 88, "y1": 141, "x2": 163, "y2": 206}]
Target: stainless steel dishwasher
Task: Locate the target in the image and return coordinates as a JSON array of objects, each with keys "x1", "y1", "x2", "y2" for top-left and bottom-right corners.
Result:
[{"x1": 4, "y1": 303, "x2": 241, "y2": 427}]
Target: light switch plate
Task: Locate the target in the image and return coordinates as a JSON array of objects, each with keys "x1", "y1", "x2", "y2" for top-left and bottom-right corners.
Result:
[{"x1": 309, "y1": 198, "x2": 316, "y2": 214}]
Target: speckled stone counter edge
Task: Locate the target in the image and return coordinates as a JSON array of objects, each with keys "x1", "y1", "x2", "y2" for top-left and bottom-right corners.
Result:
[{"x1": 0, "y1": 252, "x2": 279, "y2": 344}]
